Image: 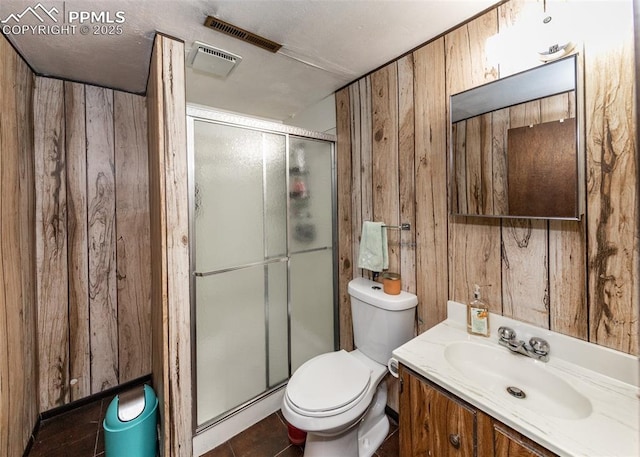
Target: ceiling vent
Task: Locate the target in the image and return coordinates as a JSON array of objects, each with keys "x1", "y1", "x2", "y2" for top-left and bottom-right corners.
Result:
[
  {"x1": 204, "y1": 16, "x2": 282, "y2": 53},
  {"x1": 187, "y1": 42, "x2": 242, "y2": 79}
]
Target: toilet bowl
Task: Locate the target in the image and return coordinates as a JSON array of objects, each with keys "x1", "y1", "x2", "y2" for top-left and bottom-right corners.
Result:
[{"x1": 281, "y1": 277, "x2": 418, "y2": 457}]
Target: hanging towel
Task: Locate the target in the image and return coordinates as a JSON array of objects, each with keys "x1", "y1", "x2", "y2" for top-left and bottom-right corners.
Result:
[{"x1": 357, "y1": 221, "x2": 388, "y2": 272}]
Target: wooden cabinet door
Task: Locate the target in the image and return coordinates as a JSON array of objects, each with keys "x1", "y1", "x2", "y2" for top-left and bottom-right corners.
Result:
[
  {"x1": 492, "y1": 423, "x2": 558, "y2": 457},
  {"x1": 400, "y1": 366, "x2": 476, "y2": 457}
]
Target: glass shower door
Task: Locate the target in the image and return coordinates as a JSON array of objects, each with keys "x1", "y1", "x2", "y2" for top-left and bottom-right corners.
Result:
[
  {"x1": 288, "y1": 137, "x2": 336, "y2": 371},
  {"x1": 193, "y1": 121, "x2": 288, "y2": 425}
]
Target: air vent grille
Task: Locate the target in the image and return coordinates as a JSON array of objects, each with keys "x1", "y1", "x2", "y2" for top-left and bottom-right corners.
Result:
[
  {"x1": 198, "y1": 46, "x2": 236, "y2": 63},
  {"x1": 204, "y1": 16, "x2": 282, "y2": 53}
]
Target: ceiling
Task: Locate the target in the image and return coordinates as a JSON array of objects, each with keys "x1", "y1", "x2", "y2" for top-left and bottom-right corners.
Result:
[{"x1": 1, "y1": 0, "x2": 500, "y2": 121}]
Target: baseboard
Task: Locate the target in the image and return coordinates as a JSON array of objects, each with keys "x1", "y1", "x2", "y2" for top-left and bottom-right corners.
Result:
[{"x1": 41, "y1": 374, "x2": 152, "y2": 420}]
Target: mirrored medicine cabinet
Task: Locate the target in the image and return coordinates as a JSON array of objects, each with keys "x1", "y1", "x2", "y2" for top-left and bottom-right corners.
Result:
[{"x1": 449, "y1": 54, "x2": 584, "y2": 220}]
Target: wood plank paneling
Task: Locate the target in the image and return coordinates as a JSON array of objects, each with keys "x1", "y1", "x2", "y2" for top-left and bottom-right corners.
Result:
[
  {"x1": 446, "y1": 10, "x2": 502, "y2": 311},
  {"x1": 147, "y1": 34, "x2": 171, "y2": 456},
  {"x1": 349, "y1": 82, "x2": 363, "y2": 277},
  {"x1": 585, "y1": 5, "x2": 638, "y2": 353},
  {"x1": 336, "y1": 87, "x2": 354, "y2": 351},
  {"x1": 65, "y1": 81, "x2": 91, "y2": 401},
  {"x1": 398, "y1": 55, "x2": 416, "y2": 294},
  {"x1": 372, "y1": 64, "x2": 400, "y2": 273},
  {"x1": 86, "y1": 86, "x2": 119, "y2": 392},
  {"x1": 414, "y1": 38, "x2": 449, "y2": 331},
  {"x1": 115, "y1": 91, "x2": 151, "y2": 382},
  {"x1": 147, "y1": 34, "x2": 192, "y2": 457},
  {"x1": 34, "y1": 77, "x2": 70, "y2": 410},
  {"x1": 0, "y1": 35, "x2": 37, "y2": 457},
  {"x1": 33, "y1": 79, "x2": 151, "y2": 410}
]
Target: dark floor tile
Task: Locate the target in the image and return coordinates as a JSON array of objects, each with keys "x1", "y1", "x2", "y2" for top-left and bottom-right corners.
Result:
[
  {"x1": 274, "y1": 445, "x2": 304, "y2": 457},
  {"x1": 375, "y1": 428, "x2": 399, "y2": 457},
  {"x1": 29, "y1": 401, "x2": 102, "y2": 456},
  {"x1": 28, "y1": 430, "x2": 98, "y2": 457},
  {"x1": 229, "y1": 413, "x2": 290, "y2": 457},
  {"x1": 201, "y1": 441, "x2": 235, "y2": 457}
]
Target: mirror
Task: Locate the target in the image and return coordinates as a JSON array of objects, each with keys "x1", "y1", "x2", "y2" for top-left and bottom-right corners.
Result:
[{"x1": 449, "y1": 55, "x2": 583, "y2": 220}]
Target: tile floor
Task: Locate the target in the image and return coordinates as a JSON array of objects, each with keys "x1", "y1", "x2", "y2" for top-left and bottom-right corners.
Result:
[
  {"x1": 201, "y1": 411, "x2": 399, "y2": 457},
  {"x1": 26, "y1": 396, "x2": 399, "y2": 457},
  {"x1": 26, "y1": 395, "x2": 112, "y2": 457}
]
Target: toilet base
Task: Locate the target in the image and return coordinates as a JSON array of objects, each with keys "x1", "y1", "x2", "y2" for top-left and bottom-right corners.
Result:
[{"x1": 302, "y1": 382, "x2": 389, "y2": 457}]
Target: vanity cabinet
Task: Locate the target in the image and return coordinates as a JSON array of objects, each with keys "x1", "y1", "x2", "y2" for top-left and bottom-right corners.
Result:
[{"x1": 399, "y1": 365, "x2": 558, "y2": 457}]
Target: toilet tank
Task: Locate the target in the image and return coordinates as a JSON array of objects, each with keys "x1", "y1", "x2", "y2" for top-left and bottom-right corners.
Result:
[{"x1": 348, "y1": 277, "x2": 418, "y2": 365}]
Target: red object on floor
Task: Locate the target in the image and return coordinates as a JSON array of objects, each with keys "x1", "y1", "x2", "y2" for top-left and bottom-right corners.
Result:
[{"x1": 286, "y1": 422, "x2": 307, "y2": 445}]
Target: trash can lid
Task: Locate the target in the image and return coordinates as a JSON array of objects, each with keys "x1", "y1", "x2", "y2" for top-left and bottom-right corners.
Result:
[{"x1": 104, "y1": 384, "x2": 158, "y2": 431}]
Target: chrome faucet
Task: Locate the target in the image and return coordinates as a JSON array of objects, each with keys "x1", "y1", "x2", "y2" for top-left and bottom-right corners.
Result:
[{"x1": 497, "y1": 326, "x2": 550, "y2": 362}]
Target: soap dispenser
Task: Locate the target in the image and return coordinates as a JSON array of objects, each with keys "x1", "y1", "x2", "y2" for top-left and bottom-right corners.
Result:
[{"x1": 467, "y1": 284, "x2": 490, "y2": 337}]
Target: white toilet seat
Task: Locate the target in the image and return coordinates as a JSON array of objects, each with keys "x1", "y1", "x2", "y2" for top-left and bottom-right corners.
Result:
[{"x1": 285, "y1": 350, "x2": 372, "y2": 417}]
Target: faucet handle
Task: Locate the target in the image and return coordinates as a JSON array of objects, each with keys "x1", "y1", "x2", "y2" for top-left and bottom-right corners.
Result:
[
  {"x1": 529, "y1": 337, "x2": 550, "y2": 356},
  {"x1": 498, "y1": 326, "x2": 516, "y2": 342}
]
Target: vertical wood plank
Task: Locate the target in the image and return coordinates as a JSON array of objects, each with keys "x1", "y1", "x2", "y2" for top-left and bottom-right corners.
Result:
[
  {"x1": 398, "y1": 54, "x2": 416, "y2": 294},
  {"x1": 148, "y1": 35, "x2": 192, "y2": 457},
  {"x1": 545, "y1": 91, "x2": 587, "y2": 339},
  {"x1": 371, "y1": 63, "x2": 400, "y2": 273},
  {"x1": 491, "y1": 108, "x2": 509, "y2": 215},
  {"x1": 65, "y1": 81, "x2": 91, "y2": 400},
  {"x1": 446, "y1": 10, "x2": 502, "y2": 311},
  {"x1": 147, "y1": 35, "x2": 171, "y2": 456},
  {"x1": 501, "y1": 219, "x2": 549, "y2": 327},
  {"x1": 359, "y1": 77, "x2": 374, "y2": 245},
  {"x1": 15, "y1": 45, "x2": 38, "y2": 450},
  {"x1": 161, "y1": 37, "x2": 192, "y2": 457},
  {"x1": 348, "y1": 82, "x2": 363, "y2": 278},
  {"x1": 86, "y1": 86, "x2": 118, "y2": 392},
  {"x1": 34, "y1": 77, "x2": 69, "y2": 410},
  {"x1": 414, "y1": 38, "x2": 449, "y2": 331},
  {"x1": 354, "y1": 77, "x2": 374, "y2": 280},
  {"x1": 585, "y1": 4, "x2": 638, "y2": 354},
  {"x1": 114, "y1": 92, "x2": 151, "y2": 382},
  {"x1": 1, "y1": 37, "x2": 37, "y2": 456},
  {"x1": 336, "y1": 87, "x2": 354, "y2": 351}
]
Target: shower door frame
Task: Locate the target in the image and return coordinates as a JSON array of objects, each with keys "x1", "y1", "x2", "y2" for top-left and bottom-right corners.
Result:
[{"x1": 186, "y1": 104, "x2": 339, "y2": 434}]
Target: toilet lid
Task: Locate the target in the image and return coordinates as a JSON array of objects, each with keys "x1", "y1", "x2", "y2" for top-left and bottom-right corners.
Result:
[{"x1": 286, "y1": 350, "x2": 371, "y2": 413}]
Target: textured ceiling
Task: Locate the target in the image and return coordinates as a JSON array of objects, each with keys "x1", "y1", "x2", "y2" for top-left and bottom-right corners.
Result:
[{"x1": 1, "y1": 0, "x2": 500, "y2": 121}]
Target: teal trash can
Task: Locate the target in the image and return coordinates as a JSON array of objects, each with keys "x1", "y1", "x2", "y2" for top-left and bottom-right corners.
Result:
[{"x1": 103, "y1": 384, "x2": 158, "y2": 457}]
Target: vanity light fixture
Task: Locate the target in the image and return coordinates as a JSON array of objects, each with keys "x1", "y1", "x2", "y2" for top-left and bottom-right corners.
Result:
[{"x1": 536, "y1": 13, "x2": 576, "y2": 62}]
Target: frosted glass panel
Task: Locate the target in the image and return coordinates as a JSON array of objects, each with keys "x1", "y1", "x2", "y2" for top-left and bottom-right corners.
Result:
[
  {"x1": 289, "y1": 138, "x2": 333, "y2": 253},
  {"x1": 194, "y1": 121, "x2": 286, "y2": 272},
  {"x1": 267, "y1": 263, "x2": 288, "y2": 387},
  {"x1": 290, "y1": 250, "x2": 335, "y2": 371},
  {"x1": 264, "y1": 134, "x2": 287, "y2": 259},
  {"x1": 196, "y1": 261, "x2": 287, "y2": 425}
]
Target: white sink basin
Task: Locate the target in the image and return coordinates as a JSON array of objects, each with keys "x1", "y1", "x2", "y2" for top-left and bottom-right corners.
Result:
[{"x1": 444, "y1": 341, "x2": 593, "y2": 420}]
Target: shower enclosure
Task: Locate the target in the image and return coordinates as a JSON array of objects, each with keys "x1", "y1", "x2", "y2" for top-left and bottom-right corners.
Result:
[{"x1": 187, "y1": 106, "x2": 337, "y2": 430}]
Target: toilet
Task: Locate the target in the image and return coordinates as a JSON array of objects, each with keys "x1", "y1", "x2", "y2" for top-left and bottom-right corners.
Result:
[{"x1": 281, "y1": 277, "x2": 418, "y2": 457}]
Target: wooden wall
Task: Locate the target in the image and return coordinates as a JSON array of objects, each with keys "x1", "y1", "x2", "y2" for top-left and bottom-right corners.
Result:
[
  {"x1": 147, "y1": 34, "x2": 192, "y2": 457},
  {"x1": 34, "y1": 77, "x2": 151, "y2": 411},
  {"x1": 0, "y1": 35, "x2": 38, "y2": 457},
  {"x1": 337, "y1": 0, "x2": 638, "y2": 358}
]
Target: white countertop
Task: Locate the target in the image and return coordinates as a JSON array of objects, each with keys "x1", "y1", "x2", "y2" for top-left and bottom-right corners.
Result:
[{"x1": 392, "y1": 301, "x2": 640, "y2": 457}]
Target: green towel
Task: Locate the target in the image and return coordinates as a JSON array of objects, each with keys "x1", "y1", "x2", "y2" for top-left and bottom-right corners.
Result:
[{"x1": 357, "y1": 221, "x2": 388, "y2": 272}]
